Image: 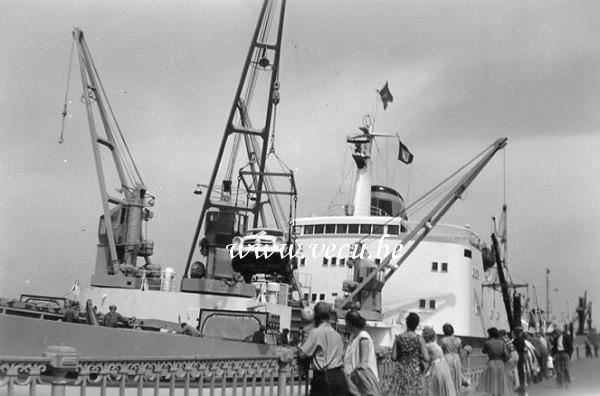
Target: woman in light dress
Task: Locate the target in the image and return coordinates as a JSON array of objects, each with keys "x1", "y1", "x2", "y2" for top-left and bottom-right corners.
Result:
[
  {"x1": 439, "y1": 323, "x2": 462, "y2": 395},
  {"x1": 423, "y1": 326, "x2": 457, "y2": 396},
  {"x1": 343, "y1": 309, "x2": 381, "y2": 395}
]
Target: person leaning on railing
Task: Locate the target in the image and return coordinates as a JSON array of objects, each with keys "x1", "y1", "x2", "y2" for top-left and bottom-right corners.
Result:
[{"x1": 297, "y1": 302, "x2": 351, "y2": 396}]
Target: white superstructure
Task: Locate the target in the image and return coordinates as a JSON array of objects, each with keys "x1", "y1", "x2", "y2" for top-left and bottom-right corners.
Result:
[{"x1": 294, "y1": 215, "x2": 507, "y2": 339}]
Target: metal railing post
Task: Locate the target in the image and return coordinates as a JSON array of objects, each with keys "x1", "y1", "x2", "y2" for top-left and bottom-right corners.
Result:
[
  {"x1": 276, "y1": 348, "x2": 294, "y2": 396},
  {"x1": 43, "y1": 345, "x2": 79, "y2": 396}
]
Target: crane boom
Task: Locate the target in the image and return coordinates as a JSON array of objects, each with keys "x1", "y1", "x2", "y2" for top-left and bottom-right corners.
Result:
[
  {"x1": 184, "y1": 0, "x2": 292, "y2": 280},
  {"x1": 72, "y1": 28, "x2": 155, "y2": 282},
  {"x1": 339, "y1": 138, "x2": 507, "y2": 317}
]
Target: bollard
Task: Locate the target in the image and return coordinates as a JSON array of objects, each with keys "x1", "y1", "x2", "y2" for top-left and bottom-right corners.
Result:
[
  {"x1": 275, "y1": 347, "x2": 295, "y2": 396},
  {"x1": 43, "y1": 345, "x2": 79, "y2": 396}
]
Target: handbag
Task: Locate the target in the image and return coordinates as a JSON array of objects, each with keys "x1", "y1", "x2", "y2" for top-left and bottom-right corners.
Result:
[
  {"x1": 350, "y1": 366, "x2": 383, "y2": 396},
  {"x1": 349, "y1": 336, "x2": 382, "y2": 396}
]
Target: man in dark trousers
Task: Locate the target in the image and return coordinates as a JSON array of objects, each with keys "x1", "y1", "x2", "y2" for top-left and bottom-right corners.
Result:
[
  {"x1": 297, "y1": 302, "x2": 349, "y2": 396},
  {"x1": 551, "y1": 326, "x2": 573, "y2": 388}
]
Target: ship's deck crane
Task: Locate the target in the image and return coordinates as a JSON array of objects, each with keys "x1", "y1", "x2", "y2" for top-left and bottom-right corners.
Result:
[
  {"x1": 183, "y1": 0, "x2": 298, "y2": 291},
  {"x1": 338, "y1": 138, "x2": 508, "y2": 321},
  {"x1": 71, "y1": 28, "x2": 156, "y2": 287}
]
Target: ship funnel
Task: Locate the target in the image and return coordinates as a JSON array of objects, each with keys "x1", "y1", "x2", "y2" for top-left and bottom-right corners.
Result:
[{"x1": 371, "y1": 186, "x2": 406, "y2": 217}]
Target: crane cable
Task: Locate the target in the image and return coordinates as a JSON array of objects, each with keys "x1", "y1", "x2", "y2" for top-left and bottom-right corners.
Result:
[{"x1": 58, "y1": 39, "x2": 75, "y2": 144}]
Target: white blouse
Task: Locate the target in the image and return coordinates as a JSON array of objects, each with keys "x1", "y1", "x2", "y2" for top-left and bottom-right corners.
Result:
[{"x1": 344, "y1": 330, "x2": 379, "y2": 380}]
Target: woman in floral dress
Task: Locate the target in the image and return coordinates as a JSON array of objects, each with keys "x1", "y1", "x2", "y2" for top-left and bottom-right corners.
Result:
[{"x1": 391, "y1": 312, "x2": 429, "y2": 395}]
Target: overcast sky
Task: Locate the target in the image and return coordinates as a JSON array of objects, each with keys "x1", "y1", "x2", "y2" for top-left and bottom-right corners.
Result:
[{"x1": 1, "y1": 0, "x2": 599, "y2": 325}]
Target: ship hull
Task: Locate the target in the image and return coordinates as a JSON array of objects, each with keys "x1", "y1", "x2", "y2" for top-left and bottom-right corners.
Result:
[{"x1": 0, "y1": 315, "x2": 278, "y2": 358}]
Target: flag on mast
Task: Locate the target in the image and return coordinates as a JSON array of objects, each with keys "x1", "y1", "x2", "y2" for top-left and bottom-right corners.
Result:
[
  {"x1": 378, "y1": 82, "x2": 394, "y2": 110},
  {"x1": 397, "y1": 139, "x2": 414, "y2": 164}
]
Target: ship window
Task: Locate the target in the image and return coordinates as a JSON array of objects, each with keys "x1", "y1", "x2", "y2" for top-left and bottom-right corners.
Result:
[
  {"x1": 340, "y1": 258, "x2": 346, "y2": 267},
  {"x1": 496, "y1": 311, "x2": 500, "y2": 320},
  {"x1": 431, "y1": 262, "x2": 439, "y2": 272},
  {"x1": 464, "y1": 249, "x2": 472, "y2": 258},
  {"x1": 322, "y1": 258, "x2": 328, "y2": 266},
  {"x1": 304, "y1": 225, "x2": 314, "y2": 235},
  {"x1": 429, "y1": 300, "x2": 436, "y2": 310},
  {"x1": 332, "y1": 293, "x2": 338, "y2": 299},
  {"x1": 348, "y1": 224, "x2": 359, "y2": 233},
  {"x1": 300, "y1": 257, "x2": 306, "y2": 267},
  {"x1": 472, "y1": 267, "x2": 479, "y2": 279},
  {"x1": 312, "y1": 293, "x2": 317, "y2": 302},
  {"x1": 489, "y1": 309, "x2": 494, "y2": 319},
  {"x1": 419, "y1": 299, "x2": 426, "y2": 309},
  {"x1": 360, "y1": 224, "x2": 371, "y2": 234},
  {"x1": 336, "y1": 224, "x2": 348, "y2": 234},
  {"x1": 319, "y1": 293, "x2": 325, "y2": 301},
  {"x1": 441, "y1": 262, "x2": 448, "y2": 272},
  {"x1": 304, "y1": 293, "x2": 309, "y2": 301},
  {"x1": 331, "y1": 257, "x2": 337, "y2": 266},
  {"x1": 314, "y1": 224, "x2": 325, "y2": 234},
  {"x1": 401, "y1": 224, "x2": 408, "y2": 233},
  {"x1": 387, "y1": 225, "x2": 399, "y2": 235},
  {"x1": 372, "y1": 224, "x2": 384, "y2": 234},
  {"x1": 375, "y1": 258, "x2": 381, "y2": 265},
  {"x1": 325, "y1": 224, "x2": 336, "y2": 234}
]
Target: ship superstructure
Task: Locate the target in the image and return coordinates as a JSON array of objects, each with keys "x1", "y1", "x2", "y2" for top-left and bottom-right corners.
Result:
[{"x1": 294, "y1": 97, "x2": 510, "y2": 343}]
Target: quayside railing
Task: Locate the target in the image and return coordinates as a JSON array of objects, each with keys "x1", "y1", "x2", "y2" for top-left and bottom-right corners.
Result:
[{"x1": 0, "y1": 345, "x2": 494, "y2": 396}]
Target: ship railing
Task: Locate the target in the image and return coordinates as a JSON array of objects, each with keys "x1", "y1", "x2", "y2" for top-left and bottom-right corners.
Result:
[{"x1": 0, "y1": 345, "x2": 494, "y2": 396}]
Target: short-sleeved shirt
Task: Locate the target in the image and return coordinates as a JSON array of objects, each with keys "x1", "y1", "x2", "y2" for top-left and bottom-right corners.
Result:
[{"x1": 299, "y1": 322, "x2": 344, "y2": 371}]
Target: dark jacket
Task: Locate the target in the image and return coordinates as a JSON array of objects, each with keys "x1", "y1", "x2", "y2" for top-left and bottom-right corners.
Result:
[{"x1": 551, "y1": 333, "x2": 573, "y2": 357}]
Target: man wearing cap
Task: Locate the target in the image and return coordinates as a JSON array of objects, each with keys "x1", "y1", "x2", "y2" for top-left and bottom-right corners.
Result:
[
  {"x1": 297, "y1": 302, "x2": 349, "y2": 395},
  {"x1": 103, "y1": 304, "x2": 130, "y2": 327}
]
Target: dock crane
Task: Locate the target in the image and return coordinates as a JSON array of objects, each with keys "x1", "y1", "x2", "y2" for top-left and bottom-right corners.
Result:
[
  {"x1": 182, "y1": 0, "x2": 298, "y2": 292},
  {"x1": 72, "y1": 28, "x2": 156, "y2": 288},
  {"x1": 338, "y1": 138, "x2": 508, "y2": 322}
]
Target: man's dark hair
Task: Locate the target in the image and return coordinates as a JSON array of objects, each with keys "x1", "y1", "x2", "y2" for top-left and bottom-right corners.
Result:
[{"x1": 406, "y1": 312, "x2": 420, "y2": 331}]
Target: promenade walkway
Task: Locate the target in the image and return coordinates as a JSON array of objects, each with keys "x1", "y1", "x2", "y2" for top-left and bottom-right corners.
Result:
[
  {"x1": 465, "y1": 356, "x2": 600, "y2": 396},
  {"x1": 526, "y1": 356, "x2": 600, "y2": 396}
]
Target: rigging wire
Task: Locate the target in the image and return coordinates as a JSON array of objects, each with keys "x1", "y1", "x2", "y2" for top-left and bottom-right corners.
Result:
[
  {"x1": 58, "y1": 39, "x2": 75, "y2": 144},
  {"x1": 341, "y1": 140, "x2": 501, "y2": 252},
  {"x1": 89, "y1": 48, "x2": 142, "y2": 188}
]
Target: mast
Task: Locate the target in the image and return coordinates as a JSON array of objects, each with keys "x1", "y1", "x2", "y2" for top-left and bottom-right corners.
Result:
[{"x1": 340, "y1": 138, "x2": 508, "y2": 319}]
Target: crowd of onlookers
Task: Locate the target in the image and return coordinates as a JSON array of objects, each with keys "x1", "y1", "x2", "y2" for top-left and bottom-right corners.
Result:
[
  {"x1": 477, "y1": 324, "x2": 599, "y2": 396},
  {"x1": 61, "y1": 299, "x2": 598, "y2": 396}
]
